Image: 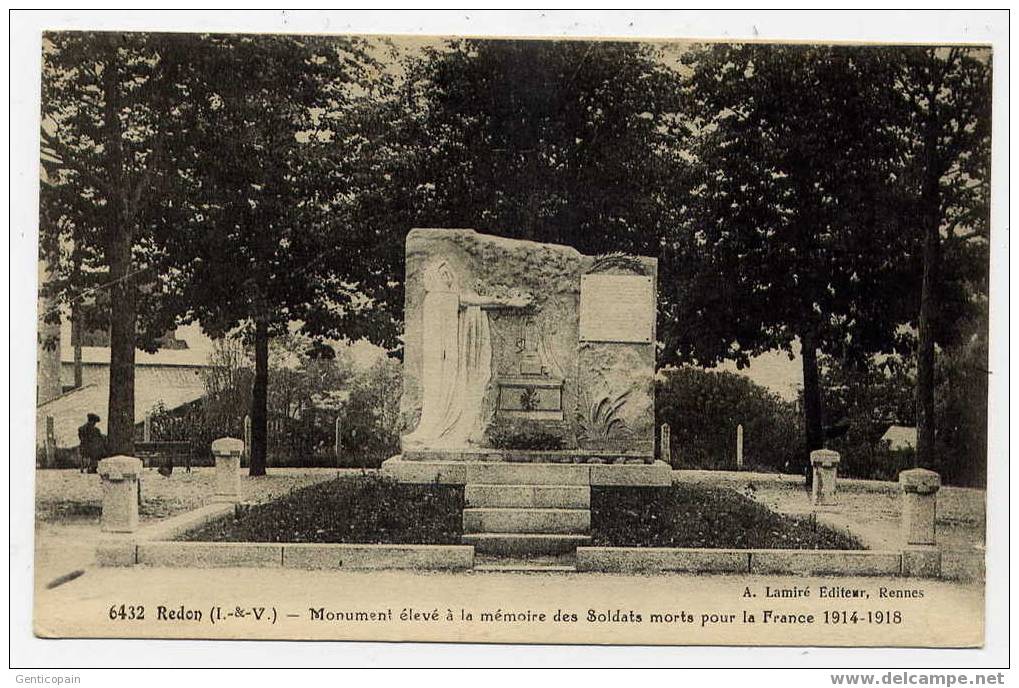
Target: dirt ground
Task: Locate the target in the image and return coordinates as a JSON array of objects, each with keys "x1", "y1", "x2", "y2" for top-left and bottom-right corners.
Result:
[
  {"x1": 34, "y1": 466, "x2": 356, "y2": 523},
  {"x1": 33, "y1": 467, "x2": 348, "y2": 584},
  {"x1": 32, "y1": 467, "x2": 987, "y2": 588}
]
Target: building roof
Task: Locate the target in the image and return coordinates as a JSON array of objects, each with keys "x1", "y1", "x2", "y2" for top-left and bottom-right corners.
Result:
[
  {"x1": 58, "y1": 320, "x2": 215, "y2": 368},
  {"x1": 881, "y1": 425, "x2": 918, "y2": 452},
  {"x1": 36, "y1": 366, "x2": 206, "y2": 447},
  {"x1": 60, "y1": 345, "x2": 210, "y2": 368}
]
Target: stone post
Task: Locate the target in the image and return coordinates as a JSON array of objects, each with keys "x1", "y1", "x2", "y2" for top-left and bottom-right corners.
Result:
[
  {"x1": 97, "y1": 455, "x2": 144, "y2": 533},
  {"x1": 243, "y1": 415, "x2": 252, "y2": 460},
  {"x1": 143, "y1": 412, "x2": 152, "y2": 443},
  {"x1": 900, "y1": 468, "x2": 941, "y2": 577},
  {"x1": 334, "y1": 416, "x2": 343, "y2": 460},
  {"x1": 212, "y1": 437, "x2": 244, "y2": 503},
  {"x1": 810, "y1": 449, "x2": 840, "y2": 506},
  {"x1": 736, "y1": 424, "x2": 744, "y2": 469},
  {"x1": 659, "y1": 423, "x2": 671, "y2": 465}
]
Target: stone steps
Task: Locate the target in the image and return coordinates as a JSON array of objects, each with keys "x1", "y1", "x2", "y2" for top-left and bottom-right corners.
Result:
[
  {"x1": 465, "y1": 484, "x2": 590, "y2": 509},
  {"x1": 463, "y1": 507, "x2": 590, "y2": 534},
  {"x1": 473, "y1": 563, "x2": 577, "y2": 573},
  {"x1": 463, "y1": 533, "x2": 592, "y2": 556},
  {"x1": 465, "y1": 463, "x2": 590, "y2": 485},
  {"x1": 462, "y1": 477, "x2": 593, "y2": 558},
  {"x1": 473, "y1": 552, "x2": 576, "y2": 572}
]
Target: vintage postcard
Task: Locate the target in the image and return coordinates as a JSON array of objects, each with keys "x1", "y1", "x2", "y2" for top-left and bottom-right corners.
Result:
[{"x1": 29, "y1": 22, "x2": 995, "y2": 652}]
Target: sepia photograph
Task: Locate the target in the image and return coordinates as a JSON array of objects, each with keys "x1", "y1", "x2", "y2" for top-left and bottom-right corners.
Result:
[{"x1": 11, "y1": 8, "x2": 1008, "y2": 673}]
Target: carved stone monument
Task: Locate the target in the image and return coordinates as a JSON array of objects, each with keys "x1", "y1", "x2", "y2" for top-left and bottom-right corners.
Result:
[
  {"x1": 392, "y1": 228, "x2": 662, "y2": 478},
  {"x1": 385, "y1": 228, "x2": 668, "y2": 556}
]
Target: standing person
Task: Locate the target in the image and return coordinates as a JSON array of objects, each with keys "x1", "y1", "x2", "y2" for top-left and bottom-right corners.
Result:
[{"x1": 77, "y1": 413, "x2": 105, "y2": 474}]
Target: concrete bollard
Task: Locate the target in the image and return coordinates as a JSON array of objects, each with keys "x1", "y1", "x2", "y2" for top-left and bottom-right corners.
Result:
[
  {"x1": 659, "y1": 423, "x2": 671, "y2": 465},
  {"x1": 97, "y1": 455, "x2": 144, "y2": 533},
  {"x1": 900, "y1": 467, "x2": 941, "y2": 544},
  {"x1": 810, "y1": 449, "x2": 841, "y2": 507},
  {"x1": 899, "y1": 467, "x2": 942, "y2": 577},
  {"x1": 212, "y1": 437, "x2": 244, "y2": 503}
]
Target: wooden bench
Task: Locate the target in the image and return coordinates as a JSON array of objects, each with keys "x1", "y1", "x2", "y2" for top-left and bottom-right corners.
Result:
[{"x1": 134, "y1": 441, "x2": 205, "y2": 470}]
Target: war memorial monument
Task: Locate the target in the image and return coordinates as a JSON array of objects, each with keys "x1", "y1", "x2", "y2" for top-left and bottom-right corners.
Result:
[{"x1": 383, "y1": 228, "x2": 671, "y2": 555}]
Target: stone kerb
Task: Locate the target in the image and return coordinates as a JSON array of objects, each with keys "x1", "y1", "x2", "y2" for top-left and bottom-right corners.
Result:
[
  {"x1": 97, "y1": 455, "x2": 144, "y2": 533},
  {"x1": 810, "y1": 449, "x2": 841, "y2": 507},
  {"x1": 899, "y1": 467, "x2": 942, "y2": 577},
  {"x1": 211, "y1": 437, "x2": 244, "y2": 503}
]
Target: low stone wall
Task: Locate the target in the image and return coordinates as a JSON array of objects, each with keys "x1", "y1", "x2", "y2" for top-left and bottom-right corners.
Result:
[
  {"x1": 576, "y1": 547, "x2": 749, "y2": 573},
  {"x1": 283, "y1": 543, "x2": 474, "y2": 570},
  {"x1": 134, "y1": 503, "x2": 234, "y2": 543},
  {"x1": 93, "y1": 456, "x2": 966, "y2": 579},
  {"x1": 99, "y1": 541, "x2": 474, "y2": 570},
  {"x1": 577, "y1": 547, "x2": 917, "y2": 577},
  {"x1": 748, "y1": 549, "x2": 901, "y2": 576}
]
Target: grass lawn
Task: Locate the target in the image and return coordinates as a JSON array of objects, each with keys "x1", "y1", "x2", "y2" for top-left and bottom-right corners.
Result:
[
  {"x1": 181, "y1": 476, "x2": 464, "y2": 545},
  {"x1": 591, "y1": 484, "x2": 864, "y2": 550}
]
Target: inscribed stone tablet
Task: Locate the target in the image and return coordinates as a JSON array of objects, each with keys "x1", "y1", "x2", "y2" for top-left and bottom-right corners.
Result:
[{"x1": 579, "y1": 274, "x2": 654, "y2": 343}]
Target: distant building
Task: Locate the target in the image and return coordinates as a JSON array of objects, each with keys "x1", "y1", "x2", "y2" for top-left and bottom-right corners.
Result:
[
  {"x1": 881, "y1": 424, "x2": 918, "y2": 452},
  {"x1": 36, "y1": 316, "x2": 211, "y2": 448}
]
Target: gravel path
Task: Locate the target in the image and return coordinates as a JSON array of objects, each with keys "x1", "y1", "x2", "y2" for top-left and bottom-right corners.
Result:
[
  {"x1": 32, "y1": 467, "x2": 986, "y2": 587},
  {"x1": 34, "y1": 467, "x2": 353, "y2": 584},
  {"x1": 35, "y1": 467, "x2": 363, "y2": 523}
]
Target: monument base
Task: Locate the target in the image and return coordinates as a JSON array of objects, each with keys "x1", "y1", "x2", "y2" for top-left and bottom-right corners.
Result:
[
  {"x1": 381, "y1": 455, "x2": 672, "y2": 487},
  {"x1": 401, "y1": 447, "x2": 654, "y2": 464}
]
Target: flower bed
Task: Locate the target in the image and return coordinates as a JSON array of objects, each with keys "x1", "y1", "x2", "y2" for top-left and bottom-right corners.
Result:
[
  {"x1": 591, "y1": 484, "x2": 864, "y2": 550},
  {"x1": 179, "y1": 475, "x2": 463, "y2": 545}
]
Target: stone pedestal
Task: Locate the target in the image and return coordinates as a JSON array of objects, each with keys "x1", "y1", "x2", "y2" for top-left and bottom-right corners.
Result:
[
  {"x1": 900, "y1": 467, "x2": 941, "y2": 545},
  {"x1": 212, "y1": 437, "x2": 244, "y2": 503},
  {"x1": 810, "y1": 449, "x2": 841, "y2": 506},
  {"x1": 97, "y1": 455, "x2": 143, "y2": 533},
  {"x1": 899, "y1": 469, "x2": 942, "y2": 578},
  {"x1": 902, "y1": 545, "x2": 941, "y2": 577}
]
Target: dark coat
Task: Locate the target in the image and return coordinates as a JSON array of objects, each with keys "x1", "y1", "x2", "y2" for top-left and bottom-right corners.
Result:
[{"x1": 77, "y1": 423, "x2": 105, "y2": 461}]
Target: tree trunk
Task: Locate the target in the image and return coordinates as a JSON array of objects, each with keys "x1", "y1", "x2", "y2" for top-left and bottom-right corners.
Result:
[
  {"x1": 249, "y1": 319, "x2": 269, "y2": 476},
  {"x1": 800, "y1": 329, "x2": 825, "y2": 454},
  {"x1": 106, "y1": 228, "x2": 136, "y2": 455},
  {"x1": 71, "y1": 305, "x2": 83, "y2": 389},
  {"x1": 71, "y1": 242, "x2": 83, "y2": 388},
  {"x1": 916, "y1": 158, "x2": 941, "y2": 469},
  {"x1": 103, "y1": 43, "x2": 137, "y2": 457}
]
